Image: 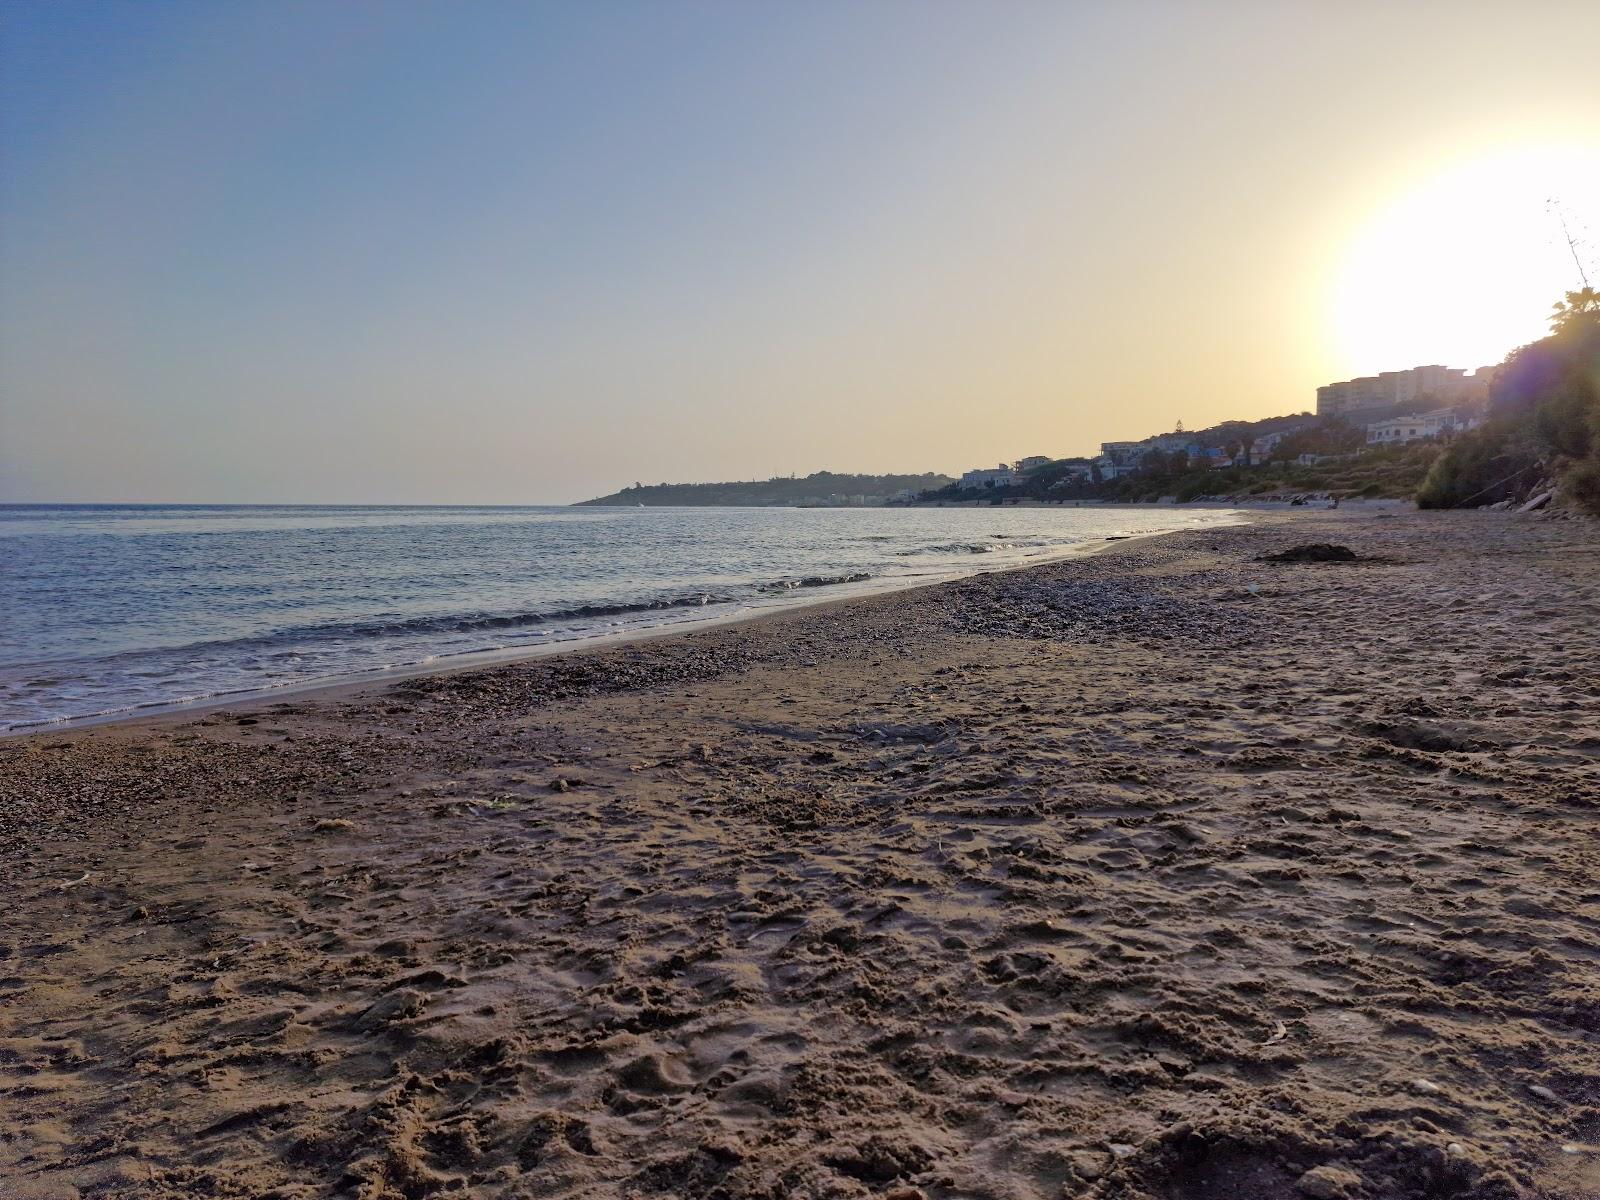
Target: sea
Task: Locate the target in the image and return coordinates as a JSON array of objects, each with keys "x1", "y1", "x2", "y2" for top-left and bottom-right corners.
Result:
[{"x1": 0, "y1": 503, "x2": 1243, "y2": 733}]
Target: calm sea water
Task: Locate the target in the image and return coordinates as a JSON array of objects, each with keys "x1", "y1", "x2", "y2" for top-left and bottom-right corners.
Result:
[{"x1": 0, "y1": 503, "x2": 1242, "y2": 732}]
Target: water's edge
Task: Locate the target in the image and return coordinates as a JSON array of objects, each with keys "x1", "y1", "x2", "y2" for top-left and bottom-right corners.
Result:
[{"x1": 2, "y1": 521, "x2": 1241, "y2": 739}]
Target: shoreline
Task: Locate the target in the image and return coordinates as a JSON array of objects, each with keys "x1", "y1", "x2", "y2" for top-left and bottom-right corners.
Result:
[
  {"x1": 4, "y1": 506, "x2": 1596, "y2": 1200},
  {"x1": 1, "y1": 516, "x2": 1244, "y2": 741}
]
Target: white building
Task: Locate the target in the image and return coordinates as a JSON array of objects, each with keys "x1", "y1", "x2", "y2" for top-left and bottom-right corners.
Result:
[
  {"x1": 1247, "y1": 429, "x2": 1305, "y2": 465},
  {"x1": 1249, "y1": 432, "x2": 1283, "y2": 465},
  {"x1": 1365, "y1": 407, "x2": 1476, "y2": 445},
  {"x1": 1096, "y1": 441, "x2": 1149, "y2": 480},
  {"x1": 1014, "y1": 455, "x2": 1052, "y2": 474},
  {"x1": 958, "y1": 464, "x2": 1016, "y2": 490},
  {"x1": 1054, "y1": 462, "x2": 1095, "y2": 481},
  {"x1": 1366, "y1": 417, "x2": 1429, "y2": 444}
]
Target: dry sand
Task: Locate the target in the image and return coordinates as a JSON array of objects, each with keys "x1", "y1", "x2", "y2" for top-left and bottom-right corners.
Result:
[{"x1": 2, "y1": 509, "x2": 1598, "y2": 1200}]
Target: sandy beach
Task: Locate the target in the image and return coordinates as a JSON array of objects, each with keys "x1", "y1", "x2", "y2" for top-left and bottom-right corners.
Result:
[{"x1": 3, "y1": 508, "x2": 1597, "y2": 1200}]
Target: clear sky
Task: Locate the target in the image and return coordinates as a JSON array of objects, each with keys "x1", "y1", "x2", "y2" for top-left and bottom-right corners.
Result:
[{"x1": 2, "y1": 0, "x2": 1598, "y2": 504}]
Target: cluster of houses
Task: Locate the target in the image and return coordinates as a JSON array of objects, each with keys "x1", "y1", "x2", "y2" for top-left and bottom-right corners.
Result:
[
  {"x1": 1317, "y1": 361, "x2": 1494, "y2": 446},
  {"x1": 949, "y1": 361, "x2": 1496, "y2": 494},
  {"x1": 1095, "y1": 402, "x2": 1481, "y2": 480},
  {"x1": 1092, "y1": 434, "x2": 1268, "y2": 481},
  {"x1": 956, "y1": 438, "x2": 1301, "y2": 490},
  {"x1": 956, "y1": 456, "x2": 1055, "y2": 490}
]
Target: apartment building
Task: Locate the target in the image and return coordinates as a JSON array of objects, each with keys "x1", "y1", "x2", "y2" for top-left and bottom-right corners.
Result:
[{"x1": 1317, "y1": 364, "x2": 1493, "y2": 418}]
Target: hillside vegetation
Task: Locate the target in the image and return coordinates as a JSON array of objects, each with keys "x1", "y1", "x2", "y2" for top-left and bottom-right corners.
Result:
[{"x1": 1103, "y1": 443, "x2": 1440, "y2": 504}]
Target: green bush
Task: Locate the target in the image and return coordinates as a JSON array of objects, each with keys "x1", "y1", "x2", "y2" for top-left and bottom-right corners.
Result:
[
  {"x1": 1530, "y1": 378, "x2": 1596, "y2": 461},
  {"x1": 1567, "y1": 454, "x2": 1600, "y2": 516},
  {"x1": 1416, "y1": 422, "x2": 1538, "y2": 508}
]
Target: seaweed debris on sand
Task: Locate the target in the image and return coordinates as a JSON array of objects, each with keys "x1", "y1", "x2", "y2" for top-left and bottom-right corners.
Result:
[{"x1": 1256, "y1": 542, "x2": 1360, "y2": 562}]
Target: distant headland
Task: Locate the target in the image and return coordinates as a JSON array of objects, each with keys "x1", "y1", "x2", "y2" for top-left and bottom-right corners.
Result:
[{"x1": 575, "y1": 471, "x2": 954, "y2": 507}]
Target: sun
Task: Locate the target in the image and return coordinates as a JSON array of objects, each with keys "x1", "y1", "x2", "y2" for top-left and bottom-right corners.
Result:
[{"x1": 1331, "y1": 143, "x2": 1600, "y2": 374}]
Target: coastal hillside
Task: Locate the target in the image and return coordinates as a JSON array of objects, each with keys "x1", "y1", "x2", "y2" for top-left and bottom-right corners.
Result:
[
  {"x1": 577, "y1": 471, "x2": 953, "y2": 507},
  {"x1": 920, "y1": 292, "x2": 1600, "y2": 511}
]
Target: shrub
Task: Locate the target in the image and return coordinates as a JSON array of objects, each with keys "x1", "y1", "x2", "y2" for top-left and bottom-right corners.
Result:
[
  {"x1": 1415, "y1": 422, "x2": 1540, "y2": 508},
  {"x1": 1568, "y1": 453, "x2": 1600, "y2": 517}
]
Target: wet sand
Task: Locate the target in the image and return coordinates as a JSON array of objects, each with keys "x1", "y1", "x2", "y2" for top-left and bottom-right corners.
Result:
[{"x1": 2, "y1": 508, "x2": 1597, "y2": 1200}]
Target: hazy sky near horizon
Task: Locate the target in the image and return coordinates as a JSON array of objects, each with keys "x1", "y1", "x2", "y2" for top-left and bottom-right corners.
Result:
[{"x1": 3, "y1": 1, "x2": 1598, "y2": 504}]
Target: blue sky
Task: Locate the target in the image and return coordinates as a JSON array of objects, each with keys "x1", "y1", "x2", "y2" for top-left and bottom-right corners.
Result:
[{"x1": 3, "y1": 1, "x2": 1598, "y2": 502}]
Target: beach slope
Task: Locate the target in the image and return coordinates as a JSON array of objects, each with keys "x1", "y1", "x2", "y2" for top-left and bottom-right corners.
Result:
[{"x1": 2, "y1": 510, "x2": 1597, "y2": 1200}]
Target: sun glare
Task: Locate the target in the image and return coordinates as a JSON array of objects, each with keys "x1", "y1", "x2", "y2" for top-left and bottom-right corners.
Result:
[{"x1": 1332, "y1": 143, "x2": 1600, "y2": 374}]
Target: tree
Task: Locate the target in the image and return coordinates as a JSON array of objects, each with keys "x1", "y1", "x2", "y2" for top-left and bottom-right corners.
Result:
[
  {"x1": 1550, "y1": 287, "x2": 1600, "y2": 336},
  {"x1": 1273, "y1": 419, "x2": 1363, "y2": 461}
]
